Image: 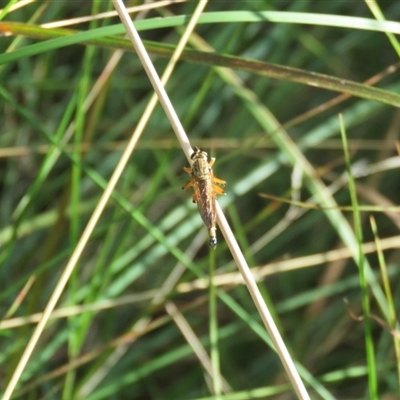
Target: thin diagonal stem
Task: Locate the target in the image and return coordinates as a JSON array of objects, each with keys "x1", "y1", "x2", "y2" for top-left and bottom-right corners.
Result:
[{"x1": 112, "y1": 1, "x2": 310, "y2": 398}]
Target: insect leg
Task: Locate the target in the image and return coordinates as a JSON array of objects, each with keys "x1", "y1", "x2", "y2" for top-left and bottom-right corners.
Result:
[
  {"x1": 213, "y1": 185, "x2": 225, "y2": 195},
  {"x1": 182, "y1": 180, "x2": 194, "y2": 190},
  {"x1": 213, "y1": 176, "x2": 226, "y2": 185}
]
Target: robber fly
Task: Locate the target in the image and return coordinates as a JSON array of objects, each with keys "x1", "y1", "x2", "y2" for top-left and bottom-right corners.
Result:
[{"x1": 182, "y1": 147, "x2": 226, "y2": 249}]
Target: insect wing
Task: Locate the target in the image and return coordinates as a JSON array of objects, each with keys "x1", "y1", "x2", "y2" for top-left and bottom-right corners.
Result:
[{"x1": 195, "y1": 178, "x2": 216, "y2": 229}]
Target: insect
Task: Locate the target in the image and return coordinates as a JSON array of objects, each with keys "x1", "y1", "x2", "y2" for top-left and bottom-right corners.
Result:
[{"x1": 182, "y1": 147, "x2": 226, "y2": 249}]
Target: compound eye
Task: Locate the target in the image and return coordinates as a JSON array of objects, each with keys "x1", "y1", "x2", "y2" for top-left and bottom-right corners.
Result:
[{"x1": 190, "y1": 147, "x2": 200, "y2": 159}]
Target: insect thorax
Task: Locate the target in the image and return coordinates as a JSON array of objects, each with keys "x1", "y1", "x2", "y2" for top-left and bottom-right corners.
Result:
[{"x1": 192, "y1": 154, "x2": 210, "y2": 180}]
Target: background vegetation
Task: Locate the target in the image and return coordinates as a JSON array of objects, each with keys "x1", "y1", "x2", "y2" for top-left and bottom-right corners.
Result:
[{"x1": 1, "y1": 1, "x2": 400, "y2": 399}]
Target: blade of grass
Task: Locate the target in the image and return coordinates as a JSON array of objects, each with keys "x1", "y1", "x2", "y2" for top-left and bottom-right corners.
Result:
[
  {"x1": 369, "y1": 216, "x2": 400, "y2": 392},
  {"x1": 0, "y1": 0, "x2": 18, "y2": 21},
  {"x1": 209, "y1": 250, "x2": 222, "y2": 397},
  {"x1": 2, "y1": 276, "x2": 35, "y2": 320},
  {"x1": 4, "y1": 10, "x2": 400, "y2": 41},
  {"x1": 64, "y1": 3, "x2": 102, "y2": 398},
  {"x1": 339, "y1": 114, "x2": 377, "y2": 398},
  {"x1": 40, "y1": 0, "x2": 188, "y2": 29},
  {"x1": 365, "y1": 0, "x2": 400, "y2": 57},
  {"x1": 165, "y1": 302, "x2": 231, "y2": 395},
  {"x1": 2, "y1": 22, "x2": 400, "y2": 107}
]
